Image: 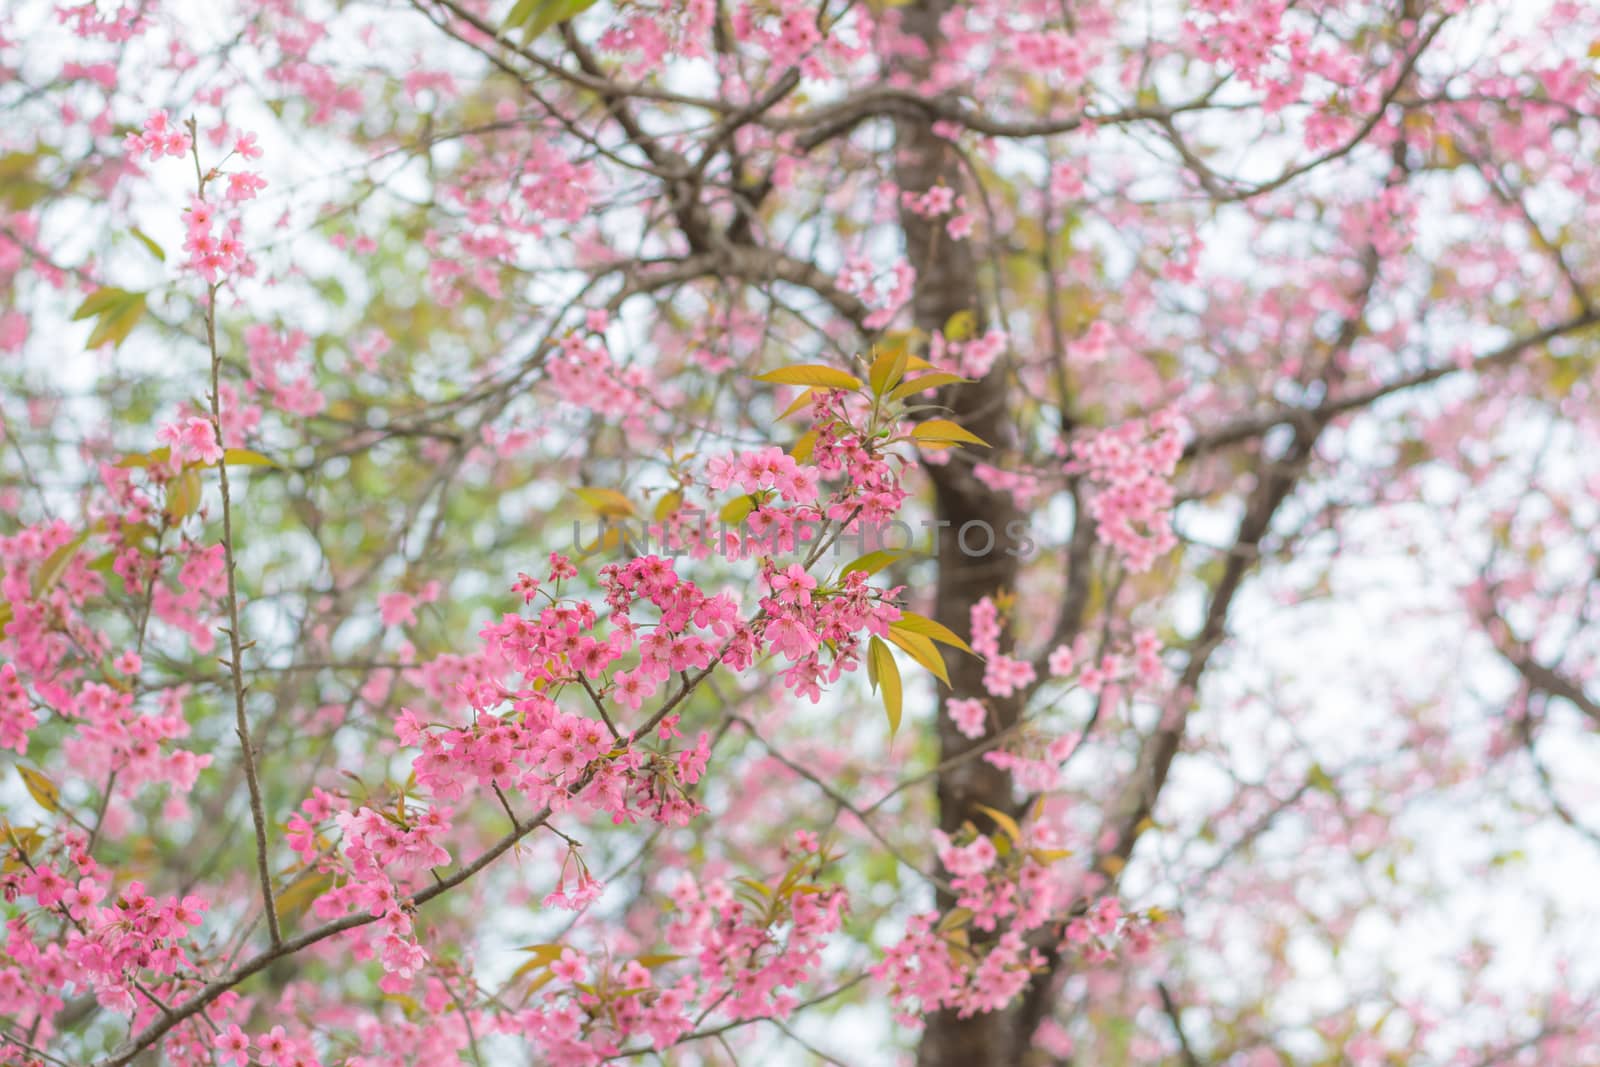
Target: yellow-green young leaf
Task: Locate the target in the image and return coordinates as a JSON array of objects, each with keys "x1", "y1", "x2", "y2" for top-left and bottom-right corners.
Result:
[
  {"x1": 754, "y1": 365, "x2": 863, "y2": 391},
  {"x1": 130, "y1": 228, "x2": 166, "y2": 262},
  {"x1": 576, "y1": 525, "x2": 628, "y2": 559},
  {"x1": 634, "y1": 953, "x2": 683, "y2": 968},
  {"x1": 505, "y1": 0, "x2": 596, "y2": 40},
  {"x1": 936, "y1": 906, "x2": 974, "y2": 933},
  {"x1": 274, "y1": 870, "x2": 334, "y2": 921},
  {"x1": 71, "y1": 287, "x2": 133, "y2": 321},
  {"x1": 572, "y1": 487, "x2": 636, "y2": 518},
  {"x1": 789, "y1": 429, "x2": 818, "y2": 464},
  {"x1": 1029, "y1": 847, "x2": 1075, "y2": 864},
  {"x1": 17, "y1": 766, "x2": 59, "y2": 813},
  {"x1": 119, "y1": 524, "x2": 156, "y2": 550},
  {"x1": 167, "y1": 467, "x2": 202, "y2": 520},
  {"x1": 508, "y1": 944, "x2": 567, "y2": 983},
  {"x1": 974, "y1": 803, "x2": 1023, "y2": 845},
  {"x1": 886, "y1": 627, "x2": 950, "y2": 686},
  {"x1": 524, "y1": 969, "x2": 559, "y2": 994},
  {"x1": 0, "y1": 152, "x2": 52, "y2": 210},
  {"x1": 1307, "y1": 763, "x2": 1338, "y2": 795},
  {"x1": 886, "y1": 372, "x2": 971, "y2": 403},
  {"x1": 875, "y1": 328, "x2": 926, "y2": 362},
  {"x1": 893, "y1": 610, "x2": 976, "y2": 655},
  {"x1": 515, "y1": 943, "x2": 566, "y2": 965},
  {"x1": 868, "y1": 346, "x2": 910, "y2": 397},
  {"x1": 777, "y1": 387, "x2": 819, "y2": 420},
  {"x1": 2, "y1": 821, "x2": 43, "y2": 858},
  {"x1": 719, "y1": 495, "x2": 757, "y2": 524},
  {"x1": 653, "y1": 490, "x2": 683, "y2": 522},
  {"x1": 503, "y1": 0, "x2": 540, "y2": 31},
  {"x1": 81, "y1": 290, "x2": 147, "y2": 350},
  {"x1": 840, "y1": 548, "x2": 907, "y2": 578},
  {"x1": 911, "y1": 418, "x2": 990, "y2": 449},
  {"x1": 381, "y1": 993, "x2": 420, "y2": 1017},
  {"x1": 869, "y1": 636, "x2": 903, "y2": 739},
  {"x1": 32, "y1": 531, "x2": 89, "y2": 598},
  {"x1": 221, "y1": 448, "x2": 280, "y2": 468},
  {"x1": 507, "y1": 954, "x2": 552, "y2": 984},
  {"x1": 0, "y1": 603, "x2": 11, "y2": 630},
  {"x1": 943, "y1": 309, "x2": 977, "y2": 342},
  {"x1": 532, "y1": 0, "x2": 599, "y2": 38},
  {"x1": 115, "y1": 447, "x2": 172, "y2": 469}
]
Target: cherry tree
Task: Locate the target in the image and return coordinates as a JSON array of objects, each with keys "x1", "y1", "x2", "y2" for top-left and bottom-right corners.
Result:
[{"x1": 2, "y1": 0, "x2": 1600, "y2": 1064}]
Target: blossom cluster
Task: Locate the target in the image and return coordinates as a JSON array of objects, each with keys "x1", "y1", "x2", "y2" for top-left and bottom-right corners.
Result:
[
  {"x1": 875, "y1": 814, "x2": 1158, "y2": 1025},
  {"x1": 1069, "y1": 409, "x2": 1183, "y2": 573},
  {"x1": 511, "y1": 845, "x2": 847, "y2": 1065}
]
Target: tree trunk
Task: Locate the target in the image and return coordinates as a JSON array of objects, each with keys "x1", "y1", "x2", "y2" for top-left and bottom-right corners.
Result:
[{"x1": 892, "y1": 2, "x2": 1035, "y2": 1063}]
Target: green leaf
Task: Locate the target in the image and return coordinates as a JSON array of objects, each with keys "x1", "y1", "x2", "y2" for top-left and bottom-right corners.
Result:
[
  {"x1": 886, "y1": 626, "x2": 950, "y2": 687},
  {"x1": 222, "y1": 448, "x2": 280, "y2": 468},
  {"x1": 508, "y1": 943, "x2": 565, "y2": 983},
  {"x1": 633, "y1": 953, "x2": 683, "y2": 968},
  {"x1": 886, "y1": 372, "x2": 970, "y2": 403},
  {"x1": 911, "y1": 418, "x2": 990, "y2": 449},
  {"x1": 892, "y1": 610, "x2": 976, "y2": 655},
  {"x1": 868, "y1": 346, "x2": 909, "y2": 397},
  {"x1": 72, "y1": 287, "x2": 132, "y2": 321},
  {"x1": 776, "y1": 387, "x2": 820, "y2": 420},
  {"x1": 515, "y1": 943, "x2": 566, "y2": 963},
  {"x1": 274, "y1": 870, "x2": 334, "y2": 921},
  {"x1": 506, "y1": 0, "x2": 599, "y2": 42},
  {"x1": 653, "y1": 490, "x2": 683, "y2": 522},
  {"x1": 1029, "y1": 847, "x2": 1075, "y2": 864},
  {"x1": 0, "y1": 151, "x2": 53, "y2": 210},
  {"x1": 17, "y1": 766, "x2": 59, "y2": 813},
  {"x1": 32, "y1": 531, "x2": 89, "y2": 598},
  {"x1": 789, "y1": 429, "x2": 818, "y2": 464},
  {"x1": 973, "y1": 803, "x2": 1022, "y2": 845},
  {"x1": 572, "y1": 487, "x2": 636, "y2": 518},
  {"x1": 754, "y1": 365, "x2": 863, "y2": 391},
  {"x1": 1307, "y1": 763, "x2": 1338, "y2": 795},
  {"x1": 503, "y1": 0, "x2": 541, "y2": 33},
  {"x1": 943, "y1": 310, "x2": 977, "y2": 342},
  {"x1": 875, "y1": 328, "x2": 927, "y2": 364},
  {"x1": 81, "y1": 289, "x2": 147, "y2": 350},
  {"x1": 167, "y1": 467, "x2": 202, "y2": 520},
  {"x1": 840, "y1": 549, "x2": 907, "y2": 578},
  {"x1": 868, "y1": 636, "x2": 902, "y2": 739},
  {"x1": 115, "y1": 447, "x2": 172, "y2": 468},
  {"x1": 719, "y1": 495, "x2": 757, "y2": 525},
  {"x1": 130, "y1": 228, "x2": 166, "y2": 262}
]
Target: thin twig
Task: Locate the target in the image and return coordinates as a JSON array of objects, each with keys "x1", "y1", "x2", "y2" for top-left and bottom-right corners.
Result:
[{"x1": 197, "y1": 242, "x2": 281, "y2": 950}]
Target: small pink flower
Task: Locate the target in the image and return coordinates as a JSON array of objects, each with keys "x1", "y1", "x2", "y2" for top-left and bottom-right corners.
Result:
[
  {"x1": 217, "y1": 1025, "x2": 251, "y2": 1066},
  {"x1": 551, "y1": 948, "x2": 586, "y2": 983},
  {"x1": 226, "y1": 171, "x2": 267, "y2": 201},
  {"x1": 948, "y1": 698, "x2": 987, "y2": 739},
  {"x1": 256, "y1": 1025, "x2": 289, "y2": 1066},
  {"x1": 379, "y1": 592, "x2": 417, "y2": 628}
]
